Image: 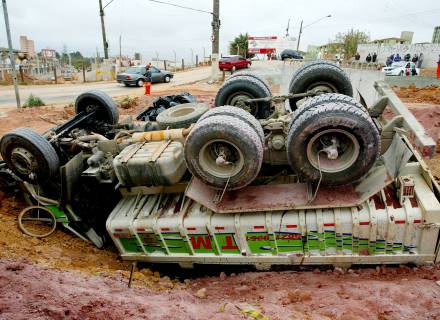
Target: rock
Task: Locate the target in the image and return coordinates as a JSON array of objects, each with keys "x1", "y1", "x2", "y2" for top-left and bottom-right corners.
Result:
[
  {"x1": 153, "y1": 271, "x2": 161, "y2": 278},
  {"x1": 313, "y1": 268, "x2": 321, "y2": 274},
  {"x1": 184, "y1": 279, "x2": 191, "y2": 285},
  {"x1": 348, "y1": 269, "x2": 355, "y2": 274},
  {"x1": 195, "y1": 288, "x2": 207, "y2": 299},
  {"x1": 435, "y1": 280, "x2": 440, "y2": 287},
  {"x1": 219, "y1": 271, "x2": 227, "y2": 280},
  {"x1": 334, "y1": 267, "x2": 345, "y2": 275},
  {"x1": 140, "y1": 268, "x2": 153, "y2": 277}
]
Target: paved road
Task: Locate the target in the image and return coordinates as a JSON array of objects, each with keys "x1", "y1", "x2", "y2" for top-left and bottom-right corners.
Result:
[{"x1": 0, "y1": 66, "x2": 212, "y2": 111}]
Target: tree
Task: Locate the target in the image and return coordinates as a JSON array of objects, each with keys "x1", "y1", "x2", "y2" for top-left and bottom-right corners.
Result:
[
  {"x1": 334, "y1": 29, "x2": 370, "y2": 59},
  {"x1": 229, "y1": 33, "x2": 250, "y2": 57}
]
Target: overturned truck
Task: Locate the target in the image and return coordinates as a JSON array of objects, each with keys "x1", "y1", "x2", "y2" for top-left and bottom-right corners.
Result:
[{"x1": 1, "y1": 61, "x2": 440, "y2": 269}]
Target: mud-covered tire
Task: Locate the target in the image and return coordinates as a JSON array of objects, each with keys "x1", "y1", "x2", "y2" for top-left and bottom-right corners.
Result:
[
  {"x1": 156, "y1": 103, "x2": 209, "y2": 129},
  {"x1": 287, "y1": 103, "x2": 380, "y2": 185},
  {"x1": 225, "y1": 72, "x2": 272, "y2": 97},
  {"x1": 290, "y1": 93, "x2": 368, "y2": 129},
  {"x1": 184, "y1": 115, "x2": 263, "y2": 190},
  {"x1": 215, "y1": 76, "x2": 272, "y2": 119},
  {"x1": 198, "y1": 105, "x2": 265, "y2": 144},
  {"x1": 75, "y1": 90, "x2": 119, "y2": 125},
  {"x1": 288, "y1": 62, "x2": 353, "y2": 110},
  {"x1": 0, "y1": 128, "x2": 60, "y2": 184}
]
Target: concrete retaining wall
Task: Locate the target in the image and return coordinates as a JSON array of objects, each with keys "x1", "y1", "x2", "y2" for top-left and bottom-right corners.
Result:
[
  {"x1": 385, "y1": 76, "x2": 440, "y2": 88},
  {"x1": 357, "y1": 43, "x2": 440, "y2": 68}
]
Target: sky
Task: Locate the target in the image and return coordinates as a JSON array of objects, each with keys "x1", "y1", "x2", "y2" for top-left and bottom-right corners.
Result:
[{"x1": 0, "y1": 0, "x2": 439, "y2": 62}]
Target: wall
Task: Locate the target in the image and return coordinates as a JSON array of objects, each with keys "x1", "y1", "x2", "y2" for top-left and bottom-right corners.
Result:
[{"x1": 357, "y1": 43, "x2": 440, "y2": 68}]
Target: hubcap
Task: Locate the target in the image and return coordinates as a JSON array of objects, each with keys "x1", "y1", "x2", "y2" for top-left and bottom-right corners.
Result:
[
  {"x1": 306, "y1": 81, "x2": 338, "y2": 94},
  {"x1": 227, "y1": 92, "x2": 255, "y2": 114},
  {"x1": 306, "y1": 129, "x2": 360, "y2": 173},
  {"x1": 170, "y1": 107, "x2": 194, "y2": 118},
  {"x1": 199, "y1": 139, "x2": 244, "y2": 178},
  {"x1": 10, "y1": 147, "x2": 38, "y2": 176}
]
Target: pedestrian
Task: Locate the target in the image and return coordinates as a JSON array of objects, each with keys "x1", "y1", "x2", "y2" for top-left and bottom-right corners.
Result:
[
  {"x1": 411, "y1": 54, "x2": 418, "y2": 64},
  {"x1": 394, "y1": 54, "x2": 401, "y2": 62},
  {"x1": 386, "y1": 56, "x2": 392, "y2": 67},
  {"x1": 437, "y1": 55, "x2": 440, "y2": 79},
  {"x1": 145, "y1": 62, "x2": 152, "y2": 83},
  {"x1": 355, "y1": 52, "x2": 360, "y2": 61},
  {"x1": 366, "y1": 53, "x2": 372, "y2": 63},
  {"x1": 417, "y1": 53, "x2": 424, "y2": 69},
  {"x1": 372, "y1": 52, "x2": 377, "y2": 63},
  {"x1": 404, "y1": 53, "x2": 411, "y2": 62}
]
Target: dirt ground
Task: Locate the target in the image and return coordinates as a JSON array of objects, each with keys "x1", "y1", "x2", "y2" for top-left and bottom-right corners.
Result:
[{"x1": 2, "y1": 85, "x2": 440, "y2": 319}]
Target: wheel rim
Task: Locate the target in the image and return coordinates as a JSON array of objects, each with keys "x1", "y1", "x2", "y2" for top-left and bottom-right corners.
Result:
[
  {"x1": 170, "y1": 106, "x2": 195, "y2": 118},
  {"x1": 306, "y1": 129, "x2": 360, "y2": 173},
  {"x1": 10, "y1": 147, "x2": 38, "y2": 177},
  {"x1": 226, "y1": 91, "x2": 257, "y2": 115},
  {"x1": 138, "y1": 80, "x2": 144, "y2": 86},
  {"x1": 306, "y1": 81, "x2": 338, "y2": 94},
  {"x1": 18, "y1": 206, "x2": 57, "y2": 238},
  {"x1": 199, "y1": 139, "x2": 244, "y2": 178},
  {"x1": 165, "y1": 76, "x2": 170, "y2": 82}
]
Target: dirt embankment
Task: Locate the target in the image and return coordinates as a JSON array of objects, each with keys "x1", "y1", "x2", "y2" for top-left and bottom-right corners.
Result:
[{"x1": 393, "y1": 85, "x2": 440, "y2": 105}]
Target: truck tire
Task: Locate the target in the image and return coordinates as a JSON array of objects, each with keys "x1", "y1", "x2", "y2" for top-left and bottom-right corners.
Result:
[
  {"x1": 287, "y1": 102, "x2": 379, "y2": 186},
  {"x1": 288, "y1": 62, "x2": 353, "y2": 110},
  {"x1": 0, "y1": 128, "x2": 60, "y2": 184},
  {"x1": 184, "y1": 115, "x2": 263, "y2": 190},
  {"x1": 75, "y1": 90, "x2": 119, "y2": 125},
  {"x1": 289, "y1": 93, "x2": 368, "y2": 130},
  {"x1": 225, "y1": 72, "x2": 272, "y2": 97},
  {"x1": 198, "y1": 105, "x2": 265, "y2": 144},
  {"x1": 215, "y1": 76, "x2": 273, "y2": 119},
  {"x1": 157, "y1": 103, "x2": 209, "y2": 129}
]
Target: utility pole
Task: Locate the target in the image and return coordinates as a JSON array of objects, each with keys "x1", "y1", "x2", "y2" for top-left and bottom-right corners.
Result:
[
  {"x1": 2, "y1": 0, "x2": 20, "y2": 108},
  {"x1": 119, "y1": 35, "x2": 122, "y2": 67},
  {"x1": 296, "y1": 20, "x2": 303, "y2": 51},
  {"x1": 99, "y1": 0, "x2": 109, "y2": 59},
  {"x1": 210, "y1": 0, "x2": 220, "y2": 83}
]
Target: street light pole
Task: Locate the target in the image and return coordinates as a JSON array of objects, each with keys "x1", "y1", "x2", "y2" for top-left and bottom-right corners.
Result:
[
  {"x1": 99, "y1": 0, "x2": 109, "y2": 59},
  {"x1": 296, "y1": 20, "x2": 303, "y2": 51},
  {"x1": 1, "y1": 0, "x2": 20, "y2": 108},
  {"x1": 296, "y1": 14, "x2": 331, "y2": 51},
  {"x1": 209, "y1": 0, "x2": 220, "y2": 83}
]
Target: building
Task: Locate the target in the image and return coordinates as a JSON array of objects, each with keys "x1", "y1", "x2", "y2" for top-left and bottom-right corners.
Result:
[
  {"x1": 401, "y1": 31, "x2": 414, "y2": 44},
  {"x1": 19, "y1": 35, "x2": 35, "y2": 59},
  {"x1": 433, "y1": 26, "x2": 440, "y2": 44},
  {"x1": 40, "y1": 48, "x2": 57, "y2": 60},
  {"x1": 371, "y1": 37, "x2": 409, "y2": 45}
]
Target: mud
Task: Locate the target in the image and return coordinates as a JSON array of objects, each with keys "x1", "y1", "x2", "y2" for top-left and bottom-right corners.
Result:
[{"x1": 1, "y1": 259, "x2": 440, "y2": 320}]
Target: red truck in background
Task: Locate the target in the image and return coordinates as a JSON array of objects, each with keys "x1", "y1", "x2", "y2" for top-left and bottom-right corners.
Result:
[{"x1": 219, "y1": 55, "x2": 251, "y2": 71}]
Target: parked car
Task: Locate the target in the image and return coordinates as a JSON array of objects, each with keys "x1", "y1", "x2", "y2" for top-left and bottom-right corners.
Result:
[
  {"x1": 382, "y1": 61, "x2": 420, "y2": 76},
  {"x1": 280, "y1": 49, "x2": 303, "y2": 60},
  {"x1": 116, "y1": 66, "x2": 173, "y2": 87},
  {"x1": 219, "y1": 55, "x2": 251, "y2": 71}
]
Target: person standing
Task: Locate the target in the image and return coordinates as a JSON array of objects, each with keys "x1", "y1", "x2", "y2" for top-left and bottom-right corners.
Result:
[
  {"x1": 418, "y1": 53, "x2": 424, "y2": 69},
  {"x1": 394, "y1": 54, "x2": 401, "y2": 62},
  {"x1": 355, "y1": 52, "x2": 360, "y2": 61},
  {"x1": 145, "y1": 62, "x2": 152, "y2": 83},
  {"x1": 372, "y1": 52, "x2": 377, "y2": 63},
  {"x1": 437, "y1": 55, "x2": 440, "y2": 79},
  {"x1": 366, "y1": 53, "x2": 372, "y2": 63},
  {"x1": 412, "y1": 54, "x2": 418, "y2": 64}
]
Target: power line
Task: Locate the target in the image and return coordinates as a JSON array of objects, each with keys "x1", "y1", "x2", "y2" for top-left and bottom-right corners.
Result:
[{"x1": 146, "y1": 0, "x2": 212, "y2": 15}]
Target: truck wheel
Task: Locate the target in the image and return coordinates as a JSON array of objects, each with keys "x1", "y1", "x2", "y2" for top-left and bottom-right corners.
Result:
[
  {"x1": 225, "y1": 72, "x2": 272, "y2": 97},
  {"x1": 184, "y1": 115, "x2": 263, "y2": 190},
  {"x1": 215, "y1": 76, "x2": 273, "y2": 119},
  {"x1": 75, "y1": 90, "x2": 119, "y2": 125},
  {"x1": 288, "y1": 62, "x2": 353, "y2": 110},
  {"x1": 287, "y1": 103, "x2": 380, "y2": 186},
  {"x1": 157, "y1": 103, "x2": 209, "y2": 129},
  {"x1": 289, "y1": 93, "x2": 368, "y2": 130},
  {"x1": 198, "y1": 105, "x2": 265, "y2": 144},
  {"x1": 0, "y1": 128, "x2": 60, "y2": 184}
]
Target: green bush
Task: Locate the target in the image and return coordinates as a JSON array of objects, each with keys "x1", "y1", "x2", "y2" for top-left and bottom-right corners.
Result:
[{"x1": 24, "y1": 94, "x2": 45, "y2": 108}]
